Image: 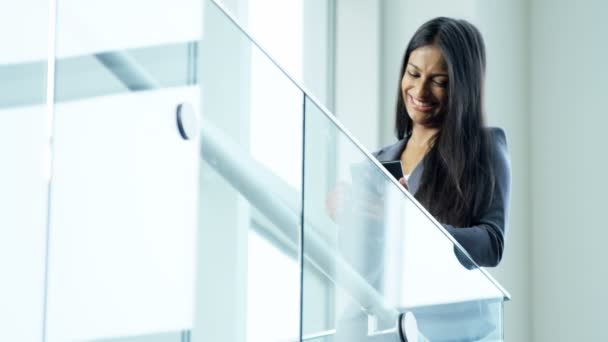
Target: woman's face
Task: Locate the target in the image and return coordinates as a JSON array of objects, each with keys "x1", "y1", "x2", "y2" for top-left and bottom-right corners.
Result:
[{"x1": 401, "y1": 45, "x2": 449, "y2": 125}]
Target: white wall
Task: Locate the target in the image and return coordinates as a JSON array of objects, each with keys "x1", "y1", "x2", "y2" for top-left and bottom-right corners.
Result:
[
  {"x1": 334, "y1": 0, "x2": 381, "y2": 149},
  {"x1": 530, "y1": 0, "x2": 608, "y2": 340},
  {"x1": 476, "y1": 3, "x2": 531, "y2": 342}
]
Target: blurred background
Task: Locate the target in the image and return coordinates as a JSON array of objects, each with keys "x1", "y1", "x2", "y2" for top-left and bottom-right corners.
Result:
[{"x1": 1, "y1": 0, "x2": 606, "y2": 341}]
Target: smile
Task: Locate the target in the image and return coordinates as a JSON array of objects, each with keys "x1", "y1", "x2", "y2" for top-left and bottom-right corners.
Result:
[{"x1": 408, "y1": 93, "x2": 437, "y2": 112}]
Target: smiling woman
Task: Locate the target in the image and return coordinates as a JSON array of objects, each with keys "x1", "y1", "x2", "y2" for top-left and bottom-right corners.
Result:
[
  {"x1": 402, "y1": 45, "x2": 448, "y2": 126},
  {"x1": 375, "y1": 17, "x2": 512, "y2": 268}
]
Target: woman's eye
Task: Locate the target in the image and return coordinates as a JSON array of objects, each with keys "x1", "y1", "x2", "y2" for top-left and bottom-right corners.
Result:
[
  {"x1": 434, "y1": 80, "x2": 448, "y2": 88},
  {"x1": 407, "y1": 71, "x2": 419, "y2": 78}
]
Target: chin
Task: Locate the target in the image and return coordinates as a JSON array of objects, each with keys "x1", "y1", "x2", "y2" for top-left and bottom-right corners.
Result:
[{"x1": 406, "y1": 109, "x2": 428, "y2": 124}]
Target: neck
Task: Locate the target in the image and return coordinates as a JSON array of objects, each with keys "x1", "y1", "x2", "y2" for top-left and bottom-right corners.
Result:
[{"x1": 409, "y1": 124, "x2": 439, "y2": 149}]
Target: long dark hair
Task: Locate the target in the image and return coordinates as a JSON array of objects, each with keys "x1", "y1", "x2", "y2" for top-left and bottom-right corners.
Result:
[{"x1": 395, "y1": 17, "x2": 495, "y2": 227}]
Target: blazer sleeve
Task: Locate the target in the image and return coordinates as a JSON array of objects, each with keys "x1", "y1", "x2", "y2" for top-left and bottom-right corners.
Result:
[{"x1": 443, "y1": 128, "x2": 512, "y2": 268}]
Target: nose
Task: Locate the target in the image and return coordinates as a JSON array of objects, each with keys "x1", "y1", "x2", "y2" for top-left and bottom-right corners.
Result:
[{"x1": 412, "y1": 81, "x2": 430, "y2": 99}]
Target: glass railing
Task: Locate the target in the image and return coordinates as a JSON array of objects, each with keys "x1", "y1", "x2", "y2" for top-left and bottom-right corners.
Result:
[
  {"x1": 200, "y1": 0, "x2": 509, "y2": 341},
  {"x1": 0, "y1": 0, "x2": 509, "y2": 340},
  {"x1": 43, "y1": 1, "x2": 202, "y2": 341}
]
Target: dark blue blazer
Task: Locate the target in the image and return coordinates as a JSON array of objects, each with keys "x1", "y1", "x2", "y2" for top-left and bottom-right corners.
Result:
[{"x1": 374, "y1": 127, "x2": 511, "y2": 267}]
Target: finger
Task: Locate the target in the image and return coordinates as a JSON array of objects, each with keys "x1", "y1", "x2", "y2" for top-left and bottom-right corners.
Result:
[{"x1": 399, "y1": 177, "x2": 409, "y2": 189}]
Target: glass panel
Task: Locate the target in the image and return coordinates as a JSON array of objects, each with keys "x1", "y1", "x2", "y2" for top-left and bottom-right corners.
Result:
[
  {"x1": 0, "y1": 99, "x2": 49, "y2": 342},
  {"x1": 212, "y1": 0, "x2": 334, "y2": 110},
  {"x1": 302, "y1": 95, "x2": 506, "y2": 341},
  {"x1": 46, "y1": 89, "x2": 200, "y2": 342},
  {"x1": 0, "y1": 0, "x2": 49, "y2": 341},
  {"x1": 45, "y1": 1, "x2": 202, "y2": 341},
  {"x1": 195, "y1": 1, "x2": 303, "y2": 341}
]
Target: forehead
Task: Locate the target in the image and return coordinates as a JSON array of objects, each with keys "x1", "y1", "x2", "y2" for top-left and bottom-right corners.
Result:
[{"x1": 408, "y1": 45, "x2": 447, "y2": 72}]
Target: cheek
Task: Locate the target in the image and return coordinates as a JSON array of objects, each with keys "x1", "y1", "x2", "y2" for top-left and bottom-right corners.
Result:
[
  {"x1": 435, "y1": 90, "x2": 448, "y2": 107},
  {"x1": 401, "y1": 78, "x2": 411, "y2": 96}
]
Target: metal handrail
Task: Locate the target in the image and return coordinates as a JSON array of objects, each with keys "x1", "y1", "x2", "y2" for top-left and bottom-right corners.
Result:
[
  {"x1": 93, "y1": 51, "x2": 401, "y2": 326},
  {"x1": 199, "y1": 117, "x2": 400, "y2": 323}
]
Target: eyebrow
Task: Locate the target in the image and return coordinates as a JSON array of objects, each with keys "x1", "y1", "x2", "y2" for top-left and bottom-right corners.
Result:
[{"x1": 407, "y1": 63, "x2": 448, "y2": 77}]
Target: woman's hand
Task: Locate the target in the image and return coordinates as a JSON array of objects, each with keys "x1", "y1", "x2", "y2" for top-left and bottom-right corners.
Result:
[
  {"x1": 399, "y1": 177, "x2": 409, "y2": 190},
  {"x1": 325, "y1": 181, "x2": 351, "y2": 221},
  {"x1": 325, "y1": 180, "x2": 386, "y2": 223}
]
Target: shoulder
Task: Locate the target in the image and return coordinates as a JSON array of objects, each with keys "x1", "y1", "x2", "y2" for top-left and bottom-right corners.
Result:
[
  {"x1": 373, "y1": 139, "x2": 408, "y2": 162},
  {"x1": 486, "y1": 126, "x2": 509, "y2": 158},
  {"x1": 487, "y1": 126, "x2": 507, "y2": 148},
  {"x1": 486, "y1": 126, "x2": 511, "y2": 184}
]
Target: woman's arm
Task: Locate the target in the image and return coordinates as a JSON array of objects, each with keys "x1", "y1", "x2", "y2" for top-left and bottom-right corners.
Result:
[{"x1": 444, "y1": 128, "x2": 511, "y2": 268}]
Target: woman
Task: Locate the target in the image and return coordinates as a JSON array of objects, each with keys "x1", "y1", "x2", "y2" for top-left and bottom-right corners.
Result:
[
  {"x1": 374, "y1": 16, "x2": 511, "y2": 268},
  {"x1": 332, "y1": 17, "x2": 511, "y2": 342}
]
